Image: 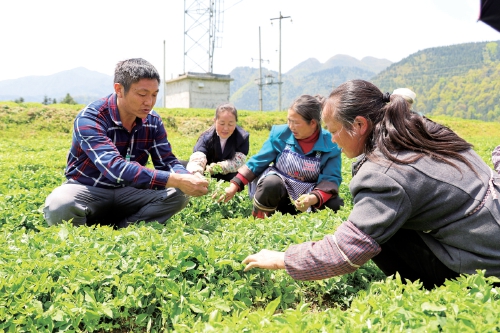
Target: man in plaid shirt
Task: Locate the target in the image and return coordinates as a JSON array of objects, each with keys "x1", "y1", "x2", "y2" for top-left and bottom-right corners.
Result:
[{"x1": 44, "y1": 58, "x2": 208, "y2": 228}]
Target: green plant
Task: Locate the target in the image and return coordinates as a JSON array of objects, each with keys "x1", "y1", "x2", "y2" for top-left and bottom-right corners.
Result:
[{"x1": 1, "y1": 105, "x2": 499, "y2": 332}]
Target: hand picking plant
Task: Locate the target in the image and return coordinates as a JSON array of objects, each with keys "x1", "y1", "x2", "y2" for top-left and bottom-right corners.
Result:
[
  {"x1": 210, "y1": 178, "x2": 227, "y2": 199},
  {"x1": 292, "y1": 194, "x2": 309, "y2": 208},
  {"x1": 210, "y1": 163, "x2": 223, "y2": 175}
]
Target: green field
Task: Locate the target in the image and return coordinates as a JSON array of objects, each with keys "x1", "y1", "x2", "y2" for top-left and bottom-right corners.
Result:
[{"x1": 1, "y1": 101, "x2": 500, "y2": 332}]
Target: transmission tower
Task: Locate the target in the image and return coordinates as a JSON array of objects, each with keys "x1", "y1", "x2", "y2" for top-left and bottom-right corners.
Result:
[{"x1": 184, "y1": 0, "x2": 224, "y2": 74}]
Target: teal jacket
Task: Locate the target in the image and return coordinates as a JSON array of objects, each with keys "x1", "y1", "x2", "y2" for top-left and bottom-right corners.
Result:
[{"x1": 239, "y1": 124, "x2": 342, "y2": 193}]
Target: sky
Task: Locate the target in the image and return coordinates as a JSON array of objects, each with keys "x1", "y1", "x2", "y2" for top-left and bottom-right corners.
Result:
[{"x1": 0, "y1": 0, "x2": 499, "y2": 82}]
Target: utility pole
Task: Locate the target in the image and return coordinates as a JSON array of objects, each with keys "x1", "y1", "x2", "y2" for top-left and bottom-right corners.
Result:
[
  {"x1": 183, "y1": 0, "x2": 186, "y2": 74},
  {"x1": 252, "y1": 27, "x2": 269, "y2": 111},
  {"x1": 163, "y1": 40, "x2": 166, "y2": 108},
  {"x1": 270, "y1": 12, "x2": 291, "y2": 111},
  {"x1": 258, "y1": 27, "x2": 263, "y2": 111}
]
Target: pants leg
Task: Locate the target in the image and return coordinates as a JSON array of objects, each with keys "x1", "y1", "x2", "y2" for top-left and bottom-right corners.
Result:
[
  {"x1": 253, "y1": 174, "x2": 304, "y2": 217},
  {"x1": 252, "y1": 174, "x2": 286, "y2": 218},
  {"x1": 115, "y1": 187, "x2": 190, "y2": 228},
  {"x1": 44, "y1": 180, "x2": 190, "y2": 228},
  {"x1": 43, "y1": 180, "x2": 115, "y2": 227},
  {"x1": 371, "y1": 228, "x2": 460, "y2": 290},
  {"x1": 253, "y1": 174, "x2": 344, "y2": 217}
]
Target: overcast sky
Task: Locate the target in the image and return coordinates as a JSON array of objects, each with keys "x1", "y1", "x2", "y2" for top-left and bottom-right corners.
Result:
[{"x1": 0, "y1": 0, "x2": 498, "y2": 82}]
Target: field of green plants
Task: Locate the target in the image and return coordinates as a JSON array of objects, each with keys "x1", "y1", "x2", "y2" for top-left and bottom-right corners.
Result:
[{"x1": 1, "y1": 101, "x2": 500, "y2": 332}]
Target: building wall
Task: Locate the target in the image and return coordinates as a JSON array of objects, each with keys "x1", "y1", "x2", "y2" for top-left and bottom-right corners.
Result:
[
  {"x1": 165, "y1": 74, "x2": 232, "y2": 109},
  {"x1": 188, "y1": 80, "x2": 231, "y2": 109},
  {"x1": 165, "y1": 80, "x2": 190, "y2": 108}
]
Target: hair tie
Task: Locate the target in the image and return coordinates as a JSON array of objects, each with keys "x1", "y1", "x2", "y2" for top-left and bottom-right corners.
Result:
[{"x1": 382, "y1": 92, "x2": 391, "y2": 103}]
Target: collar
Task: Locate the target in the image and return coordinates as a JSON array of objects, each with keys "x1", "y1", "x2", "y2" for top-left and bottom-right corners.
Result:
[
  {"x1": 108, "y1": 93, "x2": 147, "y2": 130},
  {"x1": 283, "y1": 127, "x2": 332, "y2": 152},
  {"x1": 298, "y1": 128, "x2": 320, "y2": 144},
  {"x1": 108, "y1": 94, "x2": 122, "y2": 126},
  {"x1": 351, "y1": 154, "x2": 367, "y2": 177}
]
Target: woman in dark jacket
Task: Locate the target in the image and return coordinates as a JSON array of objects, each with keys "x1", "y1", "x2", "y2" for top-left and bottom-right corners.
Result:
[{"x1": 186, "y1": 103, "x2": 249, "y2": 182}]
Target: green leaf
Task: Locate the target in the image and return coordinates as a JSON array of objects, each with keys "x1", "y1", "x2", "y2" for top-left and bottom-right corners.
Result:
[
  {"x1": 180, "y1": 260, "x2": 196, "y2": 271},
  {"x1": 188, "y1": 303, "x2": 204, "y2": 313},
  {"x1": 264, "y1": 296, "x2": 281, "y2": 317},
  {"x1": 101, "y1": 305, "x2": 113, "y2": 318},
  {"x1": 421, "y1": 302, "x2": 447, "y2": 312},
  {"x1": 58, "y1": 227, "x2": 69, "y2": 240},
  {"x1": 136, "y1": 313, "x2": 149, "y2": 325}
]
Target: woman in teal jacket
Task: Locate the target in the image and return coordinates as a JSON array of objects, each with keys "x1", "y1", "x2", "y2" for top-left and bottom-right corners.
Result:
[{"x1": 220, "y1": 94, "x2": 343, "y2": 218}]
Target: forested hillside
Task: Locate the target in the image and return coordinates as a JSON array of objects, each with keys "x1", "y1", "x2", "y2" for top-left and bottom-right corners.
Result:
[
  {"x1": 372, "y1": 41, "x2": 500, "y2": 121},
  {"x1": 230, "y1": 41, "x2": 500, "y2": 120}
]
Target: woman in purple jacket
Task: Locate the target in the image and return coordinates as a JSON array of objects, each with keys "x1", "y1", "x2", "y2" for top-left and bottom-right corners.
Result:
[{"x1": 242, "y1": 79, "x2": 500, "y2": 289}]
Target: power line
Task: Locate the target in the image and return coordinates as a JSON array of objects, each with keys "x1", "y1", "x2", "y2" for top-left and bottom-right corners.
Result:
[
  {"x1": 223, "y1": 0, "x2": 244, "y2": 12},
  {"x1": 270, "y1": 12, "x2": 291, "y2": 111}
]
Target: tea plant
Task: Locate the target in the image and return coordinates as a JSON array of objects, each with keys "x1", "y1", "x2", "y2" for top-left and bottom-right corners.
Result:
[{"x1": 0, "y1": 103, "x2": 499, "y2": 332}]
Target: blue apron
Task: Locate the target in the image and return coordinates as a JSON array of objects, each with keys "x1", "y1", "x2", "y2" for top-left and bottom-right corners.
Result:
[{"x1": 249, "y1": 145, "x2": 322, "y2": 202}]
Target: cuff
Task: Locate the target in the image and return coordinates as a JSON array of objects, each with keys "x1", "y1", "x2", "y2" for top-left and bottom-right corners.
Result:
[
  {"x1": 311, "y1": 189, "x2": 333, "y2": 208},
  {"x1": 284, "y1": 220, "x2": 381, "y2": 281},
  {"x1": 230, "y1": 175, "x2": 244, "y2": 192}
]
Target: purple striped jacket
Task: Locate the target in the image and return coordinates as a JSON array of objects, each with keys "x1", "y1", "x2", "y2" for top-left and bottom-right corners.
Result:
[{"x1": 65, "y1": 94, "x2": 188, "y2": 189}]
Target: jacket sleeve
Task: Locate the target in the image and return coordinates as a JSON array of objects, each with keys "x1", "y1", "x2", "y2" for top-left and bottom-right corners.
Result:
[
  {"x1": 186, "y1": 151, "x2": 207, "y2": 174},
  {"x1": 348, "y1": 168, "x2": 412, "y2": 244},
  {"x1": 236, "y1": 127, "x2": 250, "y2": 155},
  {"x1": 185, "y1": 133, "x2": 210, "y2": 174},
  {"x1": 284, "y1": 220, "x2": 381, "y2": 280},
  {"x1": 218, "y1": 152, "x2": 247, "y2": 174},
  {"x1": 316, "y1": 144, "x2": 342, "y2": 191},
  {"x1": 149, "y1": 116, "x2": 189, "y2": 175},
  {"x1": 241, "y1": 126, "x2": 281, "y2": 178}
]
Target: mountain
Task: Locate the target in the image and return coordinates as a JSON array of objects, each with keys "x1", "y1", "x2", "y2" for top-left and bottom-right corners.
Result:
[
  {"x1": 0, "y1": 55, "x2": 389, "y2": 109},
  {"x1": 371, "y1": 40, "x2": 500, "y2": 121},
  {"x1": 3, "y1": 41, "x2": 500, "y2": 121},
  {"x1": 287, "y1": 55, "x2": 392, "y2": 77},
  {"x1": 229, "y1": 54, "x2": 391, "y2": 111},
  {"x1": 0, "y1": 67, "x2": 113, "y2": 105},
  {"x1": 360, "y1": 56, "x2": 394, "y2": 73},
  {"x1": 231, "y1": 41, "x2": 500, "y2": 121}
]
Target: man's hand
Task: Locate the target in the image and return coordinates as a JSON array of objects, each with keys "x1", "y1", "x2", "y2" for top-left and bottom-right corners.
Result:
[
  {"x1": 167, "y1": 173, "x2": 209, "y2": 197},
  {"x1": 242, "y1": 249, "x2": 286, "y2": 272}
]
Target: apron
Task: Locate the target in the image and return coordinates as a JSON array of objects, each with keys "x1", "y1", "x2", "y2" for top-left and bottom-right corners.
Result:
[{"x1": 249, "y1": 145, "x2": 322, "y2": 202}]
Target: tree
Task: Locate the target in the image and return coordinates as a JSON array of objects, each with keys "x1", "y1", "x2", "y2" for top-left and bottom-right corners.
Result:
[
  {"x1": 13, "y1": 97, "x2": 24, "y2": 103},
  {"x1": 60, "y1": 93, "x2": 77, "y2": 105},
  {"x1": 52, "y1": 98, "x2": 57, "y2": 104},
  {"x1": 42, "y1": 95, "x2": 51, "y2": 105}
]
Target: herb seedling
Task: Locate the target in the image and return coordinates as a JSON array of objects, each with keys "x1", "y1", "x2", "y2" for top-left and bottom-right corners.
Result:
[{"x1": 211, "y1": 164, "x2": 223, "y2": 175}]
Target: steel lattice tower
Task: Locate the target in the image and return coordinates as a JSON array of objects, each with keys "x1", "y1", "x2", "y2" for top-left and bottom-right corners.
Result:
[{"x1": 184, "y1": 0, "x2": 223, "y2": 74}]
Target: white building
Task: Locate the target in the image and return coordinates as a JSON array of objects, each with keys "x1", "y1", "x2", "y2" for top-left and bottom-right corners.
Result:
[{"x1": 165, "y1": 72, "x2": 233, "y2": 109}]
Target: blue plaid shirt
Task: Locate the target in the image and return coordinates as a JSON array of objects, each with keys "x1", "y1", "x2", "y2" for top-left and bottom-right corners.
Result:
[{"x1": 65, "y1": 94, "x2": 188, "y2": 189}]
